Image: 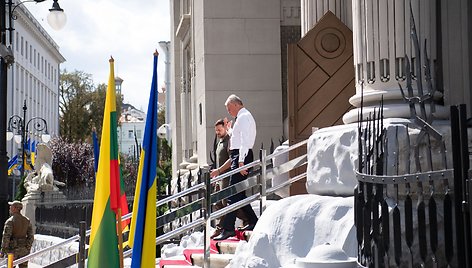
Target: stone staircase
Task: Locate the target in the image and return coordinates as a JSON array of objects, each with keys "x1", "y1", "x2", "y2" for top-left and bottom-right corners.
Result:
[{"x1": 159, "y1": 230, "x2": 252, "y2": 268}]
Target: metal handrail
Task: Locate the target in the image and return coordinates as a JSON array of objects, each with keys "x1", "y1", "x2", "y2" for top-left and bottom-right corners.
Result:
[
  {"x1": 266, "y1": 139, "x2": 308, "y2": 161},
  {"x1": 210, "y1": 193, "x2": 261, "y2": 221},
  {"x1": 123, "y1": 218, "x2": 205, "y2": 259},
  {"x1": 267, "y1": 172, "x2": 307, "y2": 195},
  {"x1": 9, "y1": 234, "x2": 80, "y2": 267},
  {"x1": 10, "y1": 138, "x2": 308, "y2": 268},
  {"x1": 210, "y1": 159, "x2": 261, "y2": 185}
]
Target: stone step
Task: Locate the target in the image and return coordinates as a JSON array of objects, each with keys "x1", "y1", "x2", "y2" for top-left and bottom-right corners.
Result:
[
  {"x1": 159, "y1": 230, "x2": 252, "y2": 267},
  {"x1": 212, "y1": 230, "x2": 253, "y2": 254},
  {"x1": 158, "y1": 255, "x2": 192, "y2": 267},
  {"x1": 162, "y1": 264, "x2": 201, "y2": 268},
  {"x1": 191, "y1": 253, "x2": 234, "y2": 268},
  {"x1": 216, "y1": 240, "x2": 240, "y2": 254}
]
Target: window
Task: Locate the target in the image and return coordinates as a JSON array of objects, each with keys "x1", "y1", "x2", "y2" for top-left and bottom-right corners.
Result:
[
  {"x1": 199, "y1": 103, "x2": 202, "y2": 125},
  {"x1": 136, "y1": 129, "x2": 142, "y2": 139},
  {"x1": 128, "y1": 130, "x2": 134, "y2": 139}
]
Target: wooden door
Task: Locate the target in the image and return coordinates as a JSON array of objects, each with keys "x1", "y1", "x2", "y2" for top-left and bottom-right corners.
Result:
[{"x1": 288, "y1": 11, "x2": 355, "y2": 195}]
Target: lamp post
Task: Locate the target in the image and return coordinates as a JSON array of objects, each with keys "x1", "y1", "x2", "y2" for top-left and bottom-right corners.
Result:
[
  {"x1": 7, "y1": 100, "x2": 50, "y2": 181},
  {"x1": 0, "y1": 0, "x2": 65, "y2": 242},
  {"x1": 158, "y1": 41, "x2": 171, "y2": 141}
]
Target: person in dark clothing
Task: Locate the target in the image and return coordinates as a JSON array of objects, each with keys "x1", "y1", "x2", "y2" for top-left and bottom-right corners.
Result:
[{"x1": 210, "y1": 118, "x2": 249, "y2": 238}]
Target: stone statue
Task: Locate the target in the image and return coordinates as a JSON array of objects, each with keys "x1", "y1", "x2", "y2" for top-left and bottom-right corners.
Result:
[{"x1": 24, "y1": 143, "x2": 64, "y2": 193}]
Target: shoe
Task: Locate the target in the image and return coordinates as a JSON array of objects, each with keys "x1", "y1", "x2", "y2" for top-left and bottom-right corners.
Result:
[
  {"x1": 210, "y1": 227, "x2": 223, "y2": 239},
  {"x1": 212, "y1": 229, "x2": 236, "y2": 241},
  {"x1": 237, "y1": 223, "x2": 256, "y2": 231}
]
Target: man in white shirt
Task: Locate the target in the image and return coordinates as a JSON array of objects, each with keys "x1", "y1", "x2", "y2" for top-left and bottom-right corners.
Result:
[{"x1": 213, "y1": 94, "x2": 258, "y2": 241}]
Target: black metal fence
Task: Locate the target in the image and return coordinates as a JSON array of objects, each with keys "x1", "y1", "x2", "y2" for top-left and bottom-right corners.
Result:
[
  {"x1": 450, "y1": 104, "x2": 472, "y2": 267},
  {"x1": 355, "y1": 104, "x2": 472, "y2": 267},
  {"x1": 35, "y1": 200, "x2": 93, "y2": 238}
]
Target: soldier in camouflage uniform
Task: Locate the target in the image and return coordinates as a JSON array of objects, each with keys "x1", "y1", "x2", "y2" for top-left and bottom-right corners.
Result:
[{"x1": 1, "y1": 201, "x2": 34, "y2": 268}]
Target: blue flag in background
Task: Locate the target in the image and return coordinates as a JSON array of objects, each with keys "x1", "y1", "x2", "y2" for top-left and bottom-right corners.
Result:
[
  {"x1": 92, "y1": 128, "x2": 100, "y2": 174},
  {"x1": 128, "y1": 51, "x2": 159, "y2": 268}
]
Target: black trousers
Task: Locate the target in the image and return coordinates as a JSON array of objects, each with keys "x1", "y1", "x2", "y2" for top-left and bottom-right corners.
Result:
[{"x1": 221, "y1": 149, "x2": 258, "y2": 231}]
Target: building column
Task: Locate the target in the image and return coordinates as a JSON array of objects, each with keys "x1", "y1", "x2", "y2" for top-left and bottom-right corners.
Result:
[
  {"x1": 343, "y1": 0, "x2": 448, "y2": 123},
  {"x1": 301, "y1": 0, "x2": 352, "y2": 37}
]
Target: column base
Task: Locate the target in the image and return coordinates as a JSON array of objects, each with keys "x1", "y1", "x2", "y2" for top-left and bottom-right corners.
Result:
[{"x1": 342, "y1": 103, "x2": 449, "y2": 124}]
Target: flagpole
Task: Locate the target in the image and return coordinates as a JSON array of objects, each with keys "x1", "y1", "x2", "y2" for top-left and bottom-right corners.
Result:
[{"x1": 117, "y1": 207, "x2": 124, "y2": 268}]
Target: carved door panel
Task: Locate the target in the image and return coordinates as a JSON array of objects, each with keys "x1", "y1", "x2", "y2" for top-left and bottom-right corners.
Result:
[{"x1": 288, "y1": 11, "x2": 355, "y2": 195}]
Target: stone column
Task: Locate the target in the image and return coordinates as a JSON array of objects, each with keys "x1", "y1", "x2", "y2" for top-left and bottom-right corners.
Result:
[
  {"x1": 301, "y1": 0, "x2": 352, "y2": 36},
  {"x1": 22, "y1": 190, "x2": 66, "y2": 233},
  {"x1": 343, "y1": 0, "x2": 448, "y2": 123}
]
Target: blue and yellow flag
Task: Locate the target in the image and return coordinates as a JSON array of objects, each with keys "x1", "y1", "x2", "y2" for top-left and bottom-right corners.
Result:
[
  {"x1": 31, "y1": 140, "x2": 37, "y2": 167},
  {"x1": 129, "y1": 51, "x2": 159, "y2": 268},
  {"x1": 8, "y1": 155, "x2": 19, "y2": 175}
]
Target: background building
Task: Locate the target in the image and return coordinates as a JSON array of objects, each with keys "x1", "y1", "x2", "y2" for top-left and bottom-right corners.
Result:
[
  {"x1": 6, "y1": 3, "x2": 65, "y2": 158},
  {"x1": 118, "y1": 103, "x2": 145, "y2": 156}
]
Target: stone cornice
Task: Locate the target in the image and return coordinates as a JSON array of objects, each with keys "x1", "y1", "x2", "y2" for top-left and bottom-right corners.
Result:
[{"x1": 14, "y1": 3, "x2": 66, "y2": 63}]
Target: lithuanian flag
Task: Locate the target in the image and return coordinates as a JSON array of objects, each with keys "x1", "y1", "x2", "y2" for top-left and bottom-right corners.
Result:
[
  {"x1": 128, "y1": 51, "x2": 159, "y2": 268},
  {"x1": 88, "y1": 57, "x2": 122, "y2": 268}
]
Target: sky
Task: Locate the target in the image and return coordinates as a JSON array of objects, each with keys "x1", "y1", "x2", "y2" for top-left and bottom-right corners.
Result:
[{"x1": 27, "y1": 0, "x2": 171, "y2": 111}]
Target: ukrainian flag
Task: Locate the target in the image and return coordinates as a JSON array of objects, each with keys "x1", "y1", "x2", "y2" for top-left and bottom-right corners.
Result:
[
  {"x1": 128, "y1": 51, "x2": 159, "y2": 268},
  {"x1": 7, "y1": 155, "x2": 19, "y2": 175},
  {"x1": 31, "y1": 140, "x2": 37, "y2": 167}
]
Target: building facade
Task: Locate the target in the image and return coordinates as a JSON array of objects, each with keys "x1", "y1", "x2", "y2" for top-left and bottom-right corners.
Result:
[
  {"x1": 169, "y1": 0, "x2": 300, "y2": 177},
  {"x1": 118, "y1": 103, "x2": 146, "y2": 156},
  {"x1": 6, "y1": 3, "x2": 65, "y2": 158}
]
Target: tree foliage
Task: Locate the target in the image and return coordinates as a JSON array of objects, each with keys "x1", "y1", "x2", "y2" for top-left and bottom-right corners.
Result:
[
  {"x1": 59, "y1": 70, "x2": 94, "y2": 142},
  {"x1": 59, "y1": 70, "x2": 123, "y2": 142},
  {"x1": 49, "y1": 136, "x2": 139, "y2": 198},
  {"x1": 49, "y1": 136, "x2": 95, "y2": 186}
]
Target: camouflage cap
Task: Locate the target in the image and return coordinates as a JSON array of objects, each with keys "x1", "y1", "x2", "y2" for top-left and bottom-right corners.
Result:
[{"x1": 8, "y1": 200, "x2": 23, "y2": 210}]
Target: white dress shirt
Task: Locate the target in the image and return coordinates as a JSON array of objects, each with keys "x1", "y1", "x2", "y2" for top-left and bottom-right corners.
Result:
[{"x1": 229, "y1": 107, "x2": 257, "y2": 162}]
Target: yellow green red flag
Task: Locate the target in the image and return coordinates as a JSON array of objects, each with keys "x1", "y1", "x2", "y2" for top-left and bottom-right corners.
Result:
[{"x1": 88, "y1": 57, "x2": 121, "y2": 268}]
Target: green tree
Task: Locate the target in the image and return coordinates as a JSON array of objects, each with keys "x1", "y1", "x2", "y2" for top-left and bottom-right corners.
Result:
[
  {"x1": 59, "y1": 70, "x2": 94, "y2": 142},
  {"x1": 59, "y1": 70, "x2": 123, "y2": 142},
  {"x1": 88, "y1": 83, "x2": 123, "y2": 141}
]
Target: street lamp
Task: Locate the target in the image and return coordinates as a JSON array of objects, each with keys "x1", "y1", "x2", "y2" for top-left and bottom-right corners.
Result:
[
  {"x1": 0, "y1": 0, "x2": 65, "y2": 242},
  {"x1": 7, "y1": 100, "x2": 50, "y2": 180}
]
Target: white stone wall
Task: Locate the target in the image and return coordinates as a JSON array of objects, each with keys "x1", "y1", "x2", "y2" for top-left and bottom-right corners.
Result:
[{"x1": 170, "y1": 0, "x2": 284, "y2": 176}]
